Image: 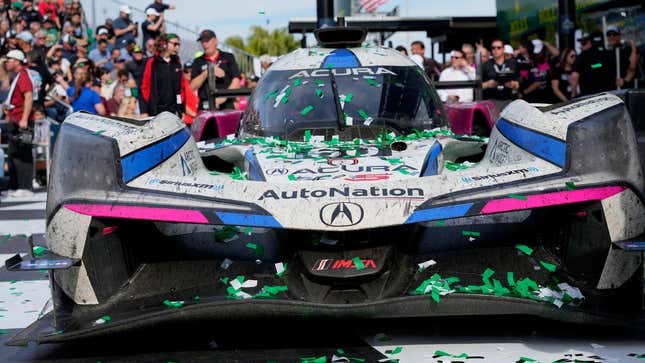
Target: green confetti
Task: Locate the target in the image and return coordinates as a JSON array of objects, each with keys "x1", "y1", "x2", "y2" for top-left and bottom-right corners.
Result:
[
  {"x1": 214, "y1": 226, "x2": 239, "y2": 242},
  {"x1": 353, "y1": 257, "x2": 365, "y2": 270},
  {"x1": 208, "y1": 170, "x2": 219, "y2": 175},
  {"x1": 244, "y1": 227, "x2": 253, "y2": 235},
  {"x1": 258, "y1": 10, "x2": 266, "y2": 15},
  {"x1": 357, "y1": 109, "x2": 369, "y2": 120},
  {"x1": 540, "y1": 261, "x2": 557, "y2": 272},
  {"x1": 344, "y1": 93, "x2": 354, "y2": 102},
  {"x1": 315, "y1": 88, "x2": 323, "y2": 98},
  {"x1": 508, "y1": 193, "x2": 527, "y2": 201},
  {"x1": 0, "y1": 330, "x2": 8, "y2": 335},
  {"x1": 300, "y1": 105, "x2": 314, "y2": 115},
  {"x1": 516, "y1": 244, "x2": 534, "y2": 256},
  {"x1": 590, "y1": 63, "x2": 602, "y2": 69},
  {"x1": 565, "y1": 181, "x2": 577, "y2": 190},
  {"x1": 230, "y1": 166, "x2": 247, "y2": 180},
  {"x1": 314, "y1": 79, "x2": 324, "y2": 87},
  {"x1": 431, "y1": 288, "x2": 440, "y2": 303},
  {"x1": 246, "y1": 243, "x2": 264, "y2": 256},
  {"x1": 163, "y1": 300, "x2": 184, "y2": 308},
  {"x1": 462, "y1": 230, "x2": 480, "y2": 237},
  {"x1": 33, "y1": 246, "x2": 47, "y2": 257},
  {"x1": 435, "y1": 220, "x2": 446, "y2": 226},
  {"x1": 482, "y1": 268, "x2": 495, "y2": 286},
  {"x1": 386, "y1": 346, "x2": 403, "y2": 354},
  {"x1": 304, "y1": 130, "x2": 312, "y2": 142},
  {"x1": 444, "y1": 161, "x2": 471, "y2": 171},
  {"x1": 288, "y1": 174, "x2": 297, "y2": 181},
  {"x1": 301, "y1": 356, "x2": 327, "y2": 363},
  {"x1": 93, "y1": 130, "x2": 106, "y2": 135},
  {"x1": 365, "y1": 78, "x2": 380, "y2": 87},
  {"x1": 264, "y1": 90, "x2": 278, "y2": 100},
  {"x1": 507, "y1": 271, "x2": 515, "y2": 286},
  {"x1": 293, "y1": 79, "x2": 302, "y2": 87},
  {"x1": 375, "y1": 333, "x2": 391, "y2": 341}
]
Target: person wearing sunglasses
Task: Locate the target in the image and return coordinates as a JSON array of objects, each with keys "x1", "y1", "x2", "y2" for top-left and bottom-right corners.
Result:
[
  {"x1": 481, "y1": 38, "x2": 520, "y2": 104},
  {"x1": 570, "y1": 32, "x2": 615, "y2": 97},
  {"x1": 437, "y1": 49, "x2": 476, "y2": 103},
  {"x1": 141, "y1": 33, "x2": 186, "y2": 117}
]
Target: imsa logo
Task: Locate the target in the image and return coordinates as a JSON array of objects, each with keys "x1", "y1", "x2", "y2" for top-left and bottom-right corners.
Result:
[
  {"x1": 312, "y1": 258, "x2": 377, "y2": 271},
  {"x1": 319, "y1": 202, "x2": 364, "y2": 227}
]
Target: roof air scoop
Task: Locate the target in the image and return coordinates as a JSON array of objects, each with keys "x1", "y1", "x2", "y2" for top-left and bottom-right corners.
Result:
[{"x1": 314, "y1": 17, "x2": 367, "y2": 48}]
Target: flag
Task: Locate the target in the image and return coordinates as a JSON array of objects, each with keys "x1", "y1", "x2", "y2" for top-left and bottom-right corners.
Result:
[{"x1": 360, "y1": 0, "x2": 389, "y2": 13}]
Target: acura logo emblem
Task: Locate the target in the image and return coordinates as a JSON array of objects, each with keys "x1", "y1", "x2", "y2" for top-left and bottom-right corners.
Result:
[
  {"x1": 266, "y1": 168, "x2": 289, "y2": 176},
  {"x1": 319, "y1": 202, "x2": 364, "y2": 227}
]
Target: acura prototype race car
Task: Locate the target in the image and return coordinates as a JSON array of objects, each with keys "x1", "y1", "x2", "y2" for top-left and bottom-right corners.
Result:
[{"x1": 8, "y1": 27, "x2": 644, "y2": 344}]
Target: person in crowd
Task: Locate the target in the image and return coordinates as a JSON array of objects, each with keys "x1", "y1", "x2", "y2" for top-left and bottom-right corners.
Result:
[
  {"x1": 570, "y1": 32, "x2": 615, "y2": 97},
  {"x1": 259, "y1": 54, "x2": 272, "y2": 76},
  {"x1": 65, "y1": 66, "x2": 105, "y2": 115},
  {"x1": 145, "y1": 38, "x2": 156, "y2": 57},
  {"x1": 20, "y1": 0, "x2": 42, "y2": 25},
  {"x1": 108, "y1": 47, "x2": 122, "y2": 77},
  {"x1": 395, "y1": 45, "x2": 408, "y2": 56},
  {"x1": 182, "y1": 62, "x2": 198, "y2": 125},
  {"x1": 2, "y1": 50, "x2": 34, "y2": 196},
  {"x1": 102, "y1": 18, "x2": 116, "y2": 40},
  {"x1": 60, "y1": 34, "x2": 77, "y2": 64},
  {"x1": 38, "y1": 0, "x2": 59, "y2": 29},
  {"x1": 89, "y1": 39, "x2": 111, "y2": 70},
  {"x1": 106, "y1": 85, "x2": 125, "y2": 116},
  {"x1": 126, "y1": 45, "x2": 147, "y2": 112},
  {"x1": 32, "y1": 30, "x2": 47, "y2": 60},
  {"x1": 142, "y1": 7, "x2": 164, "y2": 48},
  {"x1": 147, "y1": 0, "x2": 176, "y2": 14},
  {"x1": 113, "y1": 5, "x2": 137, "y2": 49},
  {"x1": 45, "y1": 70, "x2": 71, "y2": 122},
  {"x1": 521, "y1": 39, "x2": 559, "y2": 103},
  {"x1": 410, "y1": 40, "x2": 441, "y2": 80},
  {"x1": 141, "y1": 33, "x2": 186, "y2": 116},
  {"x1": 64, "y1": 11, "x2": 85, "y2": 41},
  {"x1": 462, "y1": 43, "x2": 475, "y2": 67},
  {"x1": 481, "y1": 38, "x2": 519, "y2": 104},
  {"x1": 504, "y1": 44, "x2": 514, "y2": 61},
  {"x1": 606, "y1": 26, "x2": 639, "y2": 89},
  {"x1": 551, "y1": 48, "x2": 577, "y2": 102},
  {"x1": 98, "y1": 67, "x2": 116, "y2": 99},
  {"x1": 191, "y1": 29, "x2": 241, "y2": 110},
  {"x1": 438, "y1": 49, "x2": 476, "y2": 103}
]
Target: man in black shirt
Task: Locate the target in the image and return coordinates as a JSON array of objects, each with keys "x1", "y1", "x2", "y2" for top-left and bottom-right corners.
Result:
[
  {"x1": 481, "y1": 39, "x2": 520, "y2": 101},
  {"x1": 141, "y1": 34, "x2": 184, "y2": 116},
  {"x1": 141, "y1": 8, "x2": 164, "y2": 48},
  {"x1": 190, "y1": 29, "x2": 241, "y2": 110},
  {"x1": 126, "y1": 45, "x2": 148, "y2": 113},
  {"x1": 570, "y1": 32, "x2": 615, "y2": 97},
  {"x1": 606, "y1": 26, "x2": 638, "y2": 89},
  {"x1": 146, "y1": 0, "x2": 176, "y2": 14}
]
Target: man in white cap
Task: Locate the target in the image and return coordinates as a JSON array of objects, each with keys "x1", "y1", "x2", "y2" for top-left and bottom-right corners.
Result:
[
  {"x1": 113, "y1": 5, "x2": 137, "y2": 49},
  {"x1": 438, "y1": 49, "x2": 476, "y2": 103},
  {"x1": 503, "y1": 44, "x2": 514, "y2": 61},
  {"x1": 1, "y1": 50, "x2": 35, "y2": 196},
  {"x1": 142, "y1": 7, "x2": 165, "y2": 48}
]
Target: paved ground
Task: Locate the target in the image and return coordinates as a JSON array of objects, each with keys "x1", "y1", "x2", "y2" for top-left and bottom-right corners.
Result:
[{"x1": 0, "y1": 190, "x2": 643, "y2": 362}]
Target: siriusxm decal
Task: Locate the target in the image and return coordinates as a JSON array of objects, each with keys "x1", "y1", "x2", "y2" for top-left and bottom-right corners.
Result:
[
  {"x1": 258, "y1": 186, "x2": 424, "y2": 200},
  {"x1": 148, "y1": 178, "x2": 224, "y2": 191},
  {"x1": 460, "y1": 167, "x2": 540, "y2": 184}
]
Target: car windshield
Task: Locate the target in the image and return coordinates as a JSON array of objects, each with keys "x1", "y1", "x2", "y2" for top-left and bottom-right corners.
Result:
[{"x1": 240, "y1": 65, "x2": 445, "y2": 141}]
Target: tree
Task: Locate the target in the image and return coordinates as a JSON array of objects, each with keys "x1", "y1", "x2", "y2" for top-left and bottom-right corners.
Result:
[{"x1": 225, "y1": 26, "x2": 299, "y2": 56}]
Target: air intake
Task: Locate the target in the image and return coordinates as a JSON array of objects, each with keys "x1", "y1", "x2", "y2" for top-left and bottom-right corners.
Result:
[{"x1": 314, "y1": 26, "x2": 367, "y2": 48}]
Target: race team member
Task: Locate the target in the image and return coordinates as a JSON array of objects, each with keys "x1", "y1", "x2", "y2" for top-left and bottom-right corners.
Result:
[
  {"x1": 437, "y1": 49, "x2": 476, "y2": 102},
  {"x1": 141, "y1": 33, "x2": 187, "y2": 116},
  {"x1": 410, "y1": 40, "x2": 441, "y2": 81},
  {"x1": 570, "y1": 32, "x2": 615, "y2": 97},
  {"x1": 190, "y1": 29, "x2": 240, "y2": 110},
  {"x1": 481, "y1": 39, "x2": 520, "y2": 103},
  {"x1": 2, "y1": 50, "x2": 34, "y2": 196},
  {"x1": 606, "y1": 26, "x2": 639, "y2": 89}
]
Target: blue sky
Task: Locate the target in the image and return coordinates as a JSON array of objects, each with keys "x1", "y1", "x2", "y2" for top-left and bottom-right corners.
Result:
[{"x1": 91, "y1": 0, "x2": 496, "y2": 49}]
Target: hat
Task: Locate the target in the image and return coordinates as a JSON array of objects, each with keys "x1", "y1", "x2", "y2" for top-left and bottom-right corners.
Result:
[
  {"x1": 7, "y1": 30, "x2": 16, "y2": 38},
  {"x1": 197, "y1": 29, "x2": 216, "y2": 42},
  {"x1": 11, "y1": 1, "x2": 22, "y2": 10},
  {"x1": 145, "y1": 8, "x2": 160, "y2": 16},
  {"x1": 606, "y1": 25, "x2": 620, "y2": 35},
  {"x1": 133, "y1": 45, "x2": 142, "y2": 53},
  {"x1": 577, "y1": 33, "x2": 591, "y2": 42},
  {"x1": 503, "y1": 44, "x2": 514, "y2": 54},
  {"x1": 119, "y1": 5, "x2": 132, "y2": 14},
  {"x1": 6, "y1": 49, "x2": 25, "y2": 62},
  {"x1": 97, "y1": 28, "x2": 108, "y2": 35},
  {"x1": 183, "y1": 61, "x2": 193, "y2": 68},
  {"x1": 17, "y1": 31, "x2": 34, "y2": 44},
  {"x1": 62, "y1": 34, "x2": 75, "y2": 44},
  {"x1": 531, "y1": 39, "x2": 543, "y2": 54}
]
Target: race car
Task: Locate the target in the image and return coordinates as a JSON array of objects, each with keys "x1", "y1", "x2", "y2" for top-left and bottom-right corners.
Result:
[{"x1": 8, "y1": 26, "x2": 644, "y2": 344}]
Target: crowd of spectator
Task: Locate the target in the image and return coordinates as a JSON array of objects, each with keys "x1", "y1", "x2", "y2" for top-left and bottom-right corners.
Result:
[
  {"x1": 399, "y1": 27, "x2": 641, "y2": 108},
  {"x1": 0, "y1": 0, "x2": 247, "y2": 197}
]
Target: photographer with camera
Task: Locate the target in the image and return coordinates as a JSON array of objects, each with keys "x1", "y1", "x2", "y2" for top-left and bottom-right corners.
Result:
[
  {"x1": 481, "y1": 38, "x2": 520, "y2": 107},
  {"x1": 2, "y1": 50, "x2": 35, "y2": 197}
]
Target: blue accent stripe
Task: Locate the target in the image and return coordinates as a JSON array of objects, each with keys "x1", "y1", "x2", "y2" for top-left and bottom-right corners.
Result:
[
  {"x1": 496, "y1": 118, "x2": 566, "y2": 167},
  {"x1": 322, "y1": 49, "x2": 360, "y2": 68},
  {"x1": 121, "y1": 128, "x2": 191, "y2": 183},
  {"x1": 422, "y1": 142, "x2": 442, "y2": 177},
  {"x1": 215, "y1": 212, "x2": 283, "y2": 228},
  {"x1": 405, "y1": 203, "x2": 473, "y2": 224},
  {"x1": 245, "y1": 148, "x2": 265, "y2": 181}
]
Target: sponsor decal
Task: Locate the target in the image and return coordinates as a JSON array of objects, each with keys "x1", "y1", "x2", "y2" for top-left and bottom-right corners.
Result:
[
  {"x1": 288, "y1": 67, "x2": 396, "y2": 79},
  {"x1": 312, "y1": 258, "x2": 377, "y2": 271},
  {"x1": 345, "y1": 173, "x2": 392, "y2": 182},
  {"x1": 266, "y1": 168, "x2": 289, "y2": 176},
  {"x1": 460, "y1": 166, "x2": 540, "y2": 184},
  {"x1": 258, "y1": 186, "x2": 424, "y2": 200},
  {"x1": 549, "y1": 96, "x2": 614, "y2": 116},
  {"x1": 308, "y1": 146, "x2": 383, "y2": 159},
  {"x1": 289, "y1": 164, "x2": 417, "y2": 176},
  {"x1": 148, "y1": 178, "x2": 224, "y2": 191},
  {"x1": 488, "y1": 139, "x2": 511, "y2": 165},
  {"x1": 328, "y1": 158, "x2": 358, "y2": 166},
  {"x1": 180, "y1": 154, "x2": 193, "y2": 176},
  {"x1": 320, "y1": 202, "x2": 364, "y2": 227}
]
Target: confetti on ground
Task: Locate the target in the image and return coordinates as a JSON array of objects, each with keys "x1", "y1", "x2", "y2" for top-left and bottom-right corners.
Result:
[
  {"x1": 315, "y1": 88, "x2": 324, "y2": 98},
  {"x1": 417, "y1": 259, "x2": 436, "y2": 272},
  {"x1": 93, "y1": 315, "x2": 112, "y2": 325},
  {"x1": 32, "y1": 246, "x2": 47, "y2": 257},
  {"x1": 220, "y1": 258, "x2": 233, "y2": 270},
  {"x1": 214, "y1": 226, "x2": 239, "y2": 243},
  {"x1": 275, "y1": 262, "x2": 287, "y2": 277},
  {"x1": 163, "y1": 300, "x2": 184, "y2": 308},
  {"x1": 462, "y1": 230, "x2": 480, "y2": 237},
  {"x1": 301, "y1": 356, "x2": 327, "y2": 363},
  {"x1": 516, "y1": 244, "x2": 534, "y2": 256},
  {"x1": 540, "y1": 261, "x2": 557, "y2": 272}
]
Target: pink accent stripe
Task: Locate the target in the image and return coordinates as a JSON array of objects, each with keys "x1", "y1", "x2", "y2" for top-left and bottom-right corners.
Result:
[
  {"x1": 481, "y1": 186, "x2": 626, "y2": 214},
  {"x1": 65, "y1": 204, "x2": 209, "y2": 224}
]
